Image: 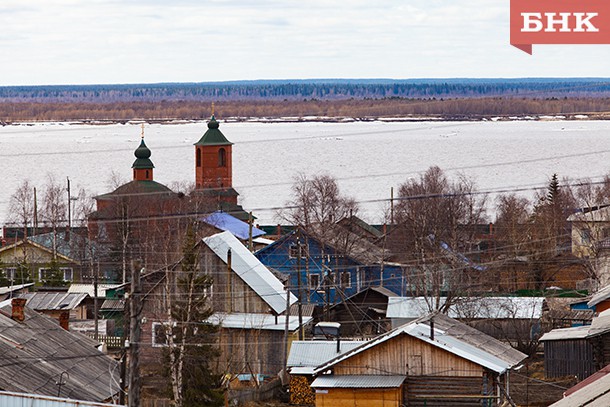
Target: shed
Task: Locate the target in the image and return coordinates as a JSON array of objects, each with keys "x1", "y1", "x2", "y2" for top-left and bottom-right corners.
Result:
[
  {"x1": 18, "y1": 291, "x2": 89, "y2": 321},
  {"x1": 310, "y1": 313, "x2": 526, "y2": 407}
]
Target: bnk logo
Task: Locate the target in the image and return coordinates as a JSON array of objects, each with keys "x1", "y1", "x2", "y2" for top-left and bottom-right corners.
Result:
[{"x1": 510, "y1": 0, "x2": 610, "y2": 54}]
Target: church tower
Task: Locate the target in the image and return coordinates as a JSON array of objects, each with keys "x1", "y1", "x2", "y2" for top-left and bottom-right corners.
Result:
[
  {"x1": 132, "y1": 130, "x2": 154, "y2": 181},
  {"x1": 194, "y1": 115, "x2": 236, "y2": 204}
]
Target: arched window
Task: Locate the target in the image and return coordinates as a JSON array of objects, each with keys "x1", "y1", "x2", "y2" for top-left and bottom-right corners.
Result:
[
  {"x1": 145, "y1": 170, "x2": 149, "y2": 179},
  {"x1": 218, "y1": 148, "x2": 226, "y2": 167},
  {"x1": 196, "y1": 148, "x2": 201, "y2": 167}
]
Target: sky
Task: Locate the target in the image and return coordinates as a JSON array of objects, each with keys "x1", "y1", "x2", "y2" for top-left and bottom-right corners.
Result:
[{"x1": 1, "y1": 0, "x2": 610, "y2": 86}]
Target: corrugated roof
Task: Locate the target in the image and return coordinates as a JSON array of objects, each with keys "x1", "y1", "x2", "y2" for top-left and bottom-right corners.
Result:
[
  {"x1": 313, "y1": 313, "x2": 526, "y2": 375},
  {"x1": 386, "y1": 296, "x2": 544, "y2": 320},
  {"x1": 311, "y1": 375, "x2": 406, "y2": 389},
  {"x1": 550, "y1": 370, "x2": 610, "y2": 406},
  {"x1": 19, "y1": 292, "x2": 88, "y2": 311},
  {"x1": 287, "y1": 340, "x2": 364, "y2": 372},
  {"x1": 0, "y1": 391, "x2": 123, "y2": 407},
  {"x1": 0, "y1": 303, "x2": 120, "y2": 402},
  {"x1": 68, "y1": 284, "x2": 121, "y2": 298},
  {"x1": 202, "y1": 211, "x2": 265, "y2": 240},
  {"x1": 564, "y1": 364, "x2": 610, "y2": 397},
  {"x1": 206, "y1": 312, "x2": 311, "y2": 332},
  {"x1": 0, "y1": 283, "x2": 34, "y2": 295},
  {"x1": 100, "y1": 299, "x2": 124, "y2": 311},
  {"x1": 203, "y1": 231, "x2": 296, "y2": 314},
  {"x1": 540, "y1": 326, "x2": 591, "y2": 341}
]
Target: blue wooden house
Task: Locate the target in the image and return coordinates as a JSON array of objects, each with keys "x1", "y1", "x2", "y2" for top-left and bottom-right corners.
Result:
[{"x1": 255, "y1": 227, "x2": 404, "y2": 306}]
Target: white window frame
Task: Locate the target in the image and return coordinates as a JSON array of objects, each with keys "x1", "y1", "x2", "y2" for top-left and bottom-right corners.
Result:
[
  {"x1": 38, "y1": 268, "x2": 51, "y2": 282},
  {"x1": 61, "y1": 267, "x2": 73, "y2": 282},
  {"x1": 2, "y1": 267, "x2": 17, "y2": 281},
  {"x1": 152, "y1": 322, "x2": 170, "y2": 348},
  {"x1": 309, "y1": 273, "x2": 320, "y2": 289}
]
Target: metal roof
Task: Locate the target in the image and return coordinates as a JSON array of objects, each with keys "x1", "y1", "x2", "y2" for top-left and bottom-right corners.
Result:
[
  {"x1": 0, "y1": 303, "x2": 120, "y2": 402},
  {"x1": 386, "y1": 296, "x2": 544, "y2": 320},
  {"x1": 311, "y1": 375, "x2": 406, "y2": 389},
  {"x1": 0, "y1": 391, "x2": 123, "y2": 407},
  {"x1": 203, "y1": 231, "x2": 296, "y2": 314},
  {"x1": 313, "y1": 313, "x2": 526, "y2": 375},
  {"x1": 541, "y1": 309, "x2": 610, "y2": 341},
  {"x1": 100, "y1": 299, "x2": 124, "y2": 311},
  {"x1": 287, "y1": 340, "x2": 364, "y2": 371},
  {"x1": 550, "y1": 370, "x2": 610, "y2": 406},
  {"x1": 588, "y1": 284, "x2": 610, "y2": 307},
  {"x1": 202, "y1": 211, "x2": 266, "y2": 240},
  {"x1": 206, "y1": 312, "x2": 311, "y2": 332},
  {"x1": 18, "y1": 292, "x2": 88, "y2": 311},
  {"x1": 68, "y1": 284, "x2": 121, "y2": 298},
  {"x1": 0, "y1": 283, "x2": 34, "y2": 295}
]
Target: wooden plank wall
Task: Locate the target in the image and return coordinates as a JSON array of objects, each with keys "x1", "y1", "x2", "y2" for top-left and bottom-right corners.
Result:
[
  {"x1": 544, "y1": 339, "x2": 595, "y2": 380},
  {"x1": 404, "y1": 376, "x2": 493, "y2": 407},
  {"x1": 333, "y1": 333, "x2": 484, "y2": 377},
  {"x1": 315, "y1": 388, "x2": 402, "y2": 407}
]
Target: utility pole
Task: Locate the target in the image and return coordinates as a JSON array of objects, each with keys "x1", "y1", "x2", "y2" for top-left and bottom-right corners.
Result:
[
  {"x1": 248, "y1": 211, "x2": 253, "y2": 251},
  {"x1": 128, "y1": 260, "x2": 142, "y2": 407},
  {"x1": 296, "y1": 240, "x2": 303, "y2": 340},
  {"x1": 390, "y1": 186, "x2": 394, "y2": 226},
  {"x1": 33, "y1": 187, "x2": 38, "y2": 236},
  {"x1": 282, "y1": 284, "x2": 291, "y2": 373},
  {"x1": 66, "y1": 177, "x2": 71, "y2": 232},
  {"x1": 94, "y1": 260, "x2": 99, "y2": 342},
  {"x1": 227, "y1": 248, "x2": 232, "y2": 312}
]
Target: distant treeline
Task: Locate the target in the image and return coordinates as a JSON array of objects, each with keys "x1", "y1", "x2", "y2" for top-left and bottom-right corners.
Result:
[
  {"x1": 2, "y1": 78, "x2": 610, "y2": 103},
  {"x1": 2, "y1": 97, "x2": 610, "y2": 122}
]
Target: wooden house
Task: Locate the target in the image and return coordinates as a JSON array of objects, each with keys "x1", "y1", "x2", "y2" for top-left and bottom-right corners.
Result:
[
  {"x1": 0, "y1": 298, "x2": 120, "y2": 402},
  {"x1": 255, "y1": 227, "x2": 404, "y2": 307},
  {"x1": 540, "y1": 308, "x2": 610, "y2": 380},
  {"x1": 326, "y1": 286, "x2": 397, "y2": 337},
  {"x1": 309, "y1": 313, "x2": 526, "y2": 407}
]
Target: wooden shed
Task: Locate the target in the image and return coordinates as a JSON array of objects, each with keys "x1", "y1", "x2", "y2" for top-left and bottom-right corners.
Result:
[
  {"x1": 540, "y1": 308, "x2": 610, "y2": 380},
  {"x1": 310, "y1": 313, "x2": 526, "y2": 407}
]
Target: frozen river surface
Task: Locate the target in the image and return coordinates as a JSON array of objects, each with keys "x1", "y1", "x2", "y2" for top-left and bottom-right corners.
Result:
[{"x1": 0, "y1": 120, "x2": 608, "y2": 225}]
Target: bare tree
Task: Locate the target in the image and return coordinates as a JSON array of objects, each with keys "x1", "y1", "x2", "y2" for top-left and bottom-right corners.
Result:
[
  {"x1": 40, "y1": 175, "x2": 67, "y2": 256},
  {"x1": 8, "y1": 179, "x2": 36, "y2": 236},
  {"x1": 394, "y1": 166, "x2": 487, "y2": 311}
]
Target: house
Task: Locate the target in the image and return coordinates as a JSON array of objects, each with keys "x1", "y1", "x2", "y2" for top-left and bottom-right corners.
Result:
[
  {"x1": 0, "y1": 298, "x2": 120, "y2": 402},
  {"x1": 18, "y1": 291, "x2": 89, "y2": 326},
  {"x1": 255, "y1": 227, "x2": 404, "y2": 307},
  {"x1": 568, "y1": 205, "x2": 610, "y2": 259},
  {"x1": 308, "y1": 313, "x2": 526, "y2": 407},
  {"x1": 326, "y1": 286, "x2": 397, "y2": 337},
  {"x1": 68, "y1": 283, "x2": 121, "y2": 319},
  {"x1": 588, "y1": 284, "x2": 610, "y2": 313},
  {"x1": 132, "y1": 230, "x2": 306, "y2": 400},
  {"x1": 386, "y1": 296, "x2": 545, "y2": 350},
  {"x1": 540, "y1": 308, "x2": 610, "y2": 380},
  {"x1": 0, "y1": 231, "x2": 84, "y2": 286}
]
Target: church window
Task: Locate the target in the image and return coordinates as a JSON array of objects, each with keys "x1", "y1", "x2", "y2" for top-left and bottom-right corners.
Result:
[
  {"x1": 218, "y1": 148, "x2": 226, "y2": 167},
  {"x1": 196, "y1": 148, "x2": 201, "y2": 167}
]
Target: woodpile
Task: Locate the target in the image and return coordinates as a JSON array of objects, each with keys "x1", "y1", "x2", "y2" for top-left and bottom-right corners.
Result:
[{"x1": 289, "y1": 375, "x2": 315, "y2": 405}]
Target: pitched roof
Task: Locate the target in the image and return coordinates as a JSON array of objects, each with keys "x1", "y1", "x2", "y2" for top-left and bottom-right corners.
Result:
[
  {"x1": 0, "y1": 302, "x2": 120, "y2": 401},
  {"x1": 541, "y1": 309, "x2": 610, "y2": 341},
  {"x1": 0, "y1": 391, "x2": 121, "y2": 407},
  {"x1": 194, "y1": 116, "x2": 233, "y2": 146},
  {"x1": 203, "y1": 231, "x2": 297, "y2": 314},
  {"x1": 202, "y1": 211, "x2": 265, "y2": 240},
  {"x1": 287, "y1": 340, "x2": 364, "y2": 374},
  {"x1": 28, "y1": 231, "x2": 94, "y2": 261},
  {"x1": 563, "y1": 364, "x2": 610, "y2": 397},
  {"x1": 386, "y1": 296, "x2": 545, "y2": 320},
  {"x1": 18, "y1": 292, "x2": 88, "y2": 311},
  {"x1": 313, "y1": 313, "x2": 526, "y2": 375},
  {"x1": 0, "y1": 283, "x2": 34, "y2": 295},
  {"x1": 94, "y1": 179, "x2": 174, "y2": 201},
  {"x1": 568, "y1": 205, "x2": 610, "y2": 222},
  {"x1": 68, "y1": 284, "x2": 121, "y2": 298},
  {"x1": 588, "y1": 284, "x2": 610, "y2": 307},
  {"x1": 550, "y1": 367, "x2": 610, "y2": 406}
]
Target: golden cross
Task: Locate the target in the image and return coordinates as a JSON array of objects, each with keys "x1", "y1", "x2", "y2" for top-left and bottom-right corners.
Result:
[
  {"x1": 211, "y1": 102, "x2": 215, "y2": 116},
  {"x1": 141, "y1": 123, "x2": 145, "y2": 139}
]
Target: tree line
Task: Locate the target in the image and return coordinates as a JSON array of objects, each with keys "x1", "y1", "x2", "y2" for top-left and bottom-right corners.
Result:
[{"x1": 3, "y1": 97, "x2": 610, "y2": 122}]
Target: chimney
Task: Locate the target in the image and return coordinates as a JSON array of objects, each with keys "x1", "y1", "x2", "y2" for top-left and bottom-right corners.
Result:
[
  {"x1": 59, "y1": 311, "x2": 70, "y2": 331},
  {"x1": 11, "y1": 298, "x2": 27, "y2": 322}
]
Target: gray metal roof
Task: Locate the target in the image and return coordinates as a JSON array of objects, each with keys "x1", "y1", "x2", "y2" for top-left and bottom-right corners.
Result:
[
  {"x1": 311, "y1": 375, "x2": 406, "y2": 389},
  {"x1": 0, "y1": 303, "x2": 120, "y2": 402},
  {"x1": 68, "y1": 284, "x2": 121, "y2": 298},
  {"x1": 550, "y1": 370, "x2": 610, "y2": 406},
  {"x1": 207, "y1": 312, "x2": 311, "y2": 331},
  {"x1": 0, "y1": 283, "x2": 34, "y2": 295},
  {"x1": 313, "y1": 313, "x2": 526, "y2": 375},
  {"x1": 386, "y1": 296, "x2": 544, "y2": 320},
  {"x1": 0, "y1": 390, "x2": 123, "y2": 407},
  {"x1": 541, "y1": 309, "x2": 610, "y2": 341},
  {"x1": 588, "y1": 284, "x2": 610, "y2": 307},
  {"x1": 203, "y1": 231, "x2": 296, "y2": 314},
  {"x1": 287, "y1": 340, "x2": 364, "y2": 371},
  {"x1": 100, "y1": 299, "x2": 124, "y2": 311},
  {"x1": 18, "y1": 292, "x2": 88, "y2": 311}
]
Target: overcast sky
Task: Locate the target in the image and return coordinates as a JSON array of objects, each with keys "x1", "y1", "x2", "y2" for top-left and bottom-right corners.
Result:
[{"x1": 1, "y1": 0, "x2": 609, "y2": 86}]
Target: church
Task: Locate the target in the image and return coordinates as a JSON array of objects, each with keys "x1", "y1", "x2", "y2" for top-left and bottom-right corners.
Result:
[{"x1": 89, "y1": 115, "x2": 250, "y2": 282}]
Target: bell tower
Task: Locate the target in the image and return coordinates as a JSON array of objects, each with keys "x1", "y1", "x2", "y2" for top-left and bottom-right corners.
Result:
[
  {"x1": 194, "y1": 115, "x2": 235, "y2": 203},
  {"x1": 132, "y1": 126, "x2": 154, "y2": 181}
]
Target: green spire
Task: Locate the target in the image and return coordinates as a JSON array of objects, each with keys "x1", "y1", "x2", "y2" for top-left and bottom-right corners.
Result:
[
  {"x1": 194, "y1": 115, "x2": 233, "y2": 146},
  {"x1": 132, "y1": 138, "x2": 154, "y2": 169}
]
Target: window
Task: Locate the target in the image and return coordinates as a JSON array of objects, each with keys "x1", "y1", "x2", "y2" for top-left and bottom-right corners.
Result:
[
  {"x1": 218, "y1": 148, "x2": 226, "y2": 167},
  {"x1": 39, "y1": 268, "x2": 52, "y2": 282},
  {"x1": 1, "y1": 267, "x2": 16, "y2": 281},
  {"x1": 152, "y1": 322, "x2": 170, "y2": 347},
  {"x1": 309, "y1": 273, "x2": 320, "y2": 289},
  {"x1": 603, "y1": 227, "x2": 610, "y2": 239},
  {"x1": 62, "y1": 268, "x2": 73, "y2": 282},
  {"x1": 581, "y1": 229, "x2": 592, "y2": 244},
  {"x1": 289, "y1": 243, "x2": 308, "y2": 259},
  {"x1": 196, "y1": 148, "x2": 201, "y2": 167},
  {"x1": 340, "y1": 272, "x2": 351, "y2": 288}
]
